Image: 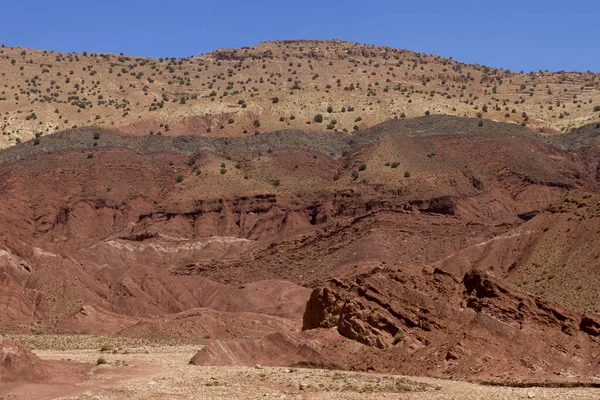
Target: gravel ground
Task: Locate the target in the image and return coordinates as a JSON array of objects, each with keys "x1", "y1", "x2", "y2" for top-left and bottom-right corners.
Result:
[{"x1": 17, "y1": 341, "x2": 600, "y2": 400}]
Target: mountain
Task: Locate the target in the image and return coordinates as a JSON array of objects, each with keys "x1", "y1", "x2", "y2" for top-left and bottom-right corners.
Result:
[
  {"x1": 1, "y1": 114, "x2": 600, "y2": 384},
  {"x1": 0, "y1": 39, "x2": 599, "y2": 148},
  {"x1": 3, "y1": 40, "x2": 600, "y2": 393}
]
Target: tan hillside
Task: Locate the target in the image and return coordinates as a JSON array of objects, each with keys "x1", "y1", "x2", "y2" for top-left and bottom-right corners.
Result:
[{"x1": 1, "y1": 39, "x2": 599, "y2": 148}]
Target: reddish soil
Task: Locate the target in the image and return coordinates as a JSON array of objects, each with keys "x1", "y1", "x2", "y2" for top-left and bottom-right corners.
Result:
[
  {"x1": 0, "y1": 336, "x2": 95, "y2": 399},
  {"x1": 1, "y1": 117, "x2": 600, "y2": 388}
]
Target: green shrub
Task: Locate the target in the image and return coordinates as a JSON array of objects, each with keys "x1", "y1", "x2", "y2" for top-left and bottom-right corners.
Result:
[
  {"x1": 175, "y1": 175, "x2": 183, "y2": 182},
  {"x1": 404, "y1": 171, "x2": 411, "y2": 178},
  {"x1": 96, "y1": 357, "x2": 107, "y2": 365},
  {"x1": 358, "y1": 163, "x2": 367, "y2": 171},
  {"x1": 100, "y1": 344, "x2": 113, "y2": 352},
  {"x1": 393, "y1": 330, "x2": 404, "y2": 344},
  {"x1": 314, "y1": 114, "x2": 323, "y2": 123}
]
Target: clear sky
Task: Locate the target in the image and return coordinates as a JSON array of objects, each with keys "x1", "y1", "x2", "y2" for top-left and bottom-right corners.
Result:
[{"x1": 2, "y1": 0, "x2": 598, "y2": 72}]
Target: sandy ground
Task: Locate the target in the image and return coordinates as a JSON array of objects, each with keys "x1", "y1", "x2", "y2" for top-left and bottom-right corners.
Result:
[{"x1": 2, "y1": 335, "x2": 599, "y2": 400}]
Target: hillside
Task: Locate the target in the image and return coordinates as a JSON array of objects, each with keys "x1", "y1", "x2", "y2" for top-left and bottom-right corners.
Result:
[
  {"x1": 1, "y1": 39, "x2": 599, "y2": 148},
  {"x1": 1, "y1": 116, "x2": 600, "y2": 389}
]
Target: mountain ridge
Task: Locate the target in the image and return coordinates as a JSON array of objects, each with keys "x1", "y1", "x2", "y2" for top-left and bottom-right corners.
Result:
[{"x1": 1, "y1": 39, "x2": 598, "y2": 148}]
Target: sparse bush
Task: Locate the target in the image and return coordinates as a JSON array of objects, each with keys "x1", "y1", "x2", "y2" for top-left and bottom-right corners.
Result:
[
  {"x1": 332, "y1": 174, "x2": 340, "y2": 181},
  {"x1": 358, "y1": 163, "x2": 367, "y2": 171},
  {"x1": 393, "y1": 330, "x2": 405, "y2": 344},
  {"x1": 271, "y1": 179, "x2": 280, "y2": 187},
  {"x1": 220, "y1": 168, "x2": 227, "y2": 174},
  {"x1": 314, "y1": 114, "x2": 323, "y2": 123},
  {"x1": 100, "y1": 344, "x2": 113, "y2": 352},
  {"x1": 175, "y1": 175, "x2": 183, "y2": 183},
  {"x1": 96, "y1": 357, "x2": 107, "y2": 365},
  {"x1": 404, "y1": 171, "x2": 411, "y2": 178},
  {"x1": 391, "y1": 162, "x2": 399, "y2": 168},
  {"x1": 351, "y1": 170, "x2": 359, "y2": 180}
]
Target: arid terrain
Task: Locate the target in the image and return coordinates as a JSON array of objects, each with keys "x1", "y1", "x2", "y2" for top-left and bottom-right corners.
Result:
[
  {"x1": 1, "y1": 40, "x2": 600, "y2": 399},
  {"x1": 1, "y1": 40, "x2": 599, "y2": 149}
]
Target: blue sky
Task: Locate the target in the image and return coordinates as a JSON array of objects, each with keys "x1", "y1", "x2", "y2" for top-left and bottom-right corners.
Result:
[{"x1": 2, "y1": 0, "x2": 598, "y2": 72}]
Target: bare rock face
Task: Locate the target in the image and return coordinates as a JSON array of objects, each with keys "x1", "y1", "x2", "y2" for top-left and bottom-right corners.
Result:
[
  {"x1": 463, "y1": 270, "x2": 579, "y2": 335},
  {"x1": 189, "y1": 332, "x2": 326, "y2": 368},
  {"x1": 0, "y1": 337, "x2": 48, "y2": 383},
  {"x1": 303, "y1": 280, "x2": 399, "y2": 349},
  {"x1": 302, "y1": 266, "x2": 600, "y2": 381},
  {"x1": 580, "y1": 314, "x2": 600, "y2": 336}
]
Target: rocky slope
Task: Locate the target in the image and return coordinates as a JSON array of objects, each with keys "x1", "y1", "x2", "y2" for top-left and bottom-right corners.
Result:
[
  {"x1": 1, "y1": 40, "x2": 599, "y2": 148},
  {"x1": 1, "y1": 116, "x2": 600, "y2": 383}
]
